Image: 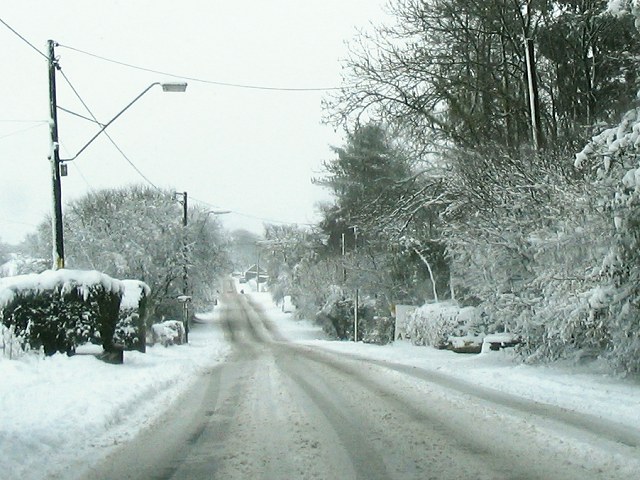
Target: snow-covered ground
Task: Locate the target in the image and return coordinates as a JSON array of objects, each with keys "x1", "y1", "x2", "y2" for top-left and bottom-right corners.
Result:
[
  {"x1": 0, "y1": 309, "x2": 230, "y2": 480},
  {"x1": 250, "y1": 290, "x2": 640, "y2": 437},
  {"x1": 2, "y1": 286, "x2": 640, "y2": 479}
]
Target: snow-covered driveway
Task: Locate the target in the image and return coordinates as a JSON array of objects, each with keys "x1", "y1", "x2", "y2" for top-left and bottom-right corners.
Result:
[{"x1": 79, "y1": 290, "x2": 640, "y2": 480}]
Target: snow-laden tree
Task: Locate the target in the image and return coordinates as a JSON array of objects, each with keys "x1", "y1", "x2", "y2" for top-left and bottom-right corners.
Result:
[
  {"x1": 62, "y1": 186, "x2": 184, "y2": 318},
  {"x1": 543, "y1": 0, "x2": 640, "y2": 373},
  {"x1": 326, "y1": 0, "x2": 640, "y2": 153},
  {"x1": 0, "y1": 240, "x2": 10, "y2": 265},
  {"x1": 314, "y1": 123, "x2": 450, "y2": 309},
  {"x1": 25, "y1": 185, "x2": 229, "y2": 321},
  {"x1": 260, "y1": 224, "x2": 318, "y2": 305},
  {"x1": 573, "y1": 109, "x2": 640, "y2": 372},
  {"x1": 444, "y1": 166, "x2": 613, "y2": 362}
]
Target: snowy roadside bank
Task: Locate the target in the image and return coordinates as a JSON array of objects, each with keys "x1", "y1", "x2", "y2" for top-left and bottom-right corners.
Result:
[
  {"x1": 0, "y1": 308, "x2": 230, "y2": 480},
  {"x1": 248, "y1": 291, "x2": 640, "y2": 434}
]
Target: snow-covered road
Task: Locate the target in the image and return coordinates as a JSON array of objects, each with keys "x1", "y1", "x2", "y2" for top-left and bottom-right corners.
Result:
[
  {"x1": 2, "y1": 279, "x2": 640, "y2": 479},
  {"x1": 79, "y1": 289, "x2": 640, "y2": 480}
]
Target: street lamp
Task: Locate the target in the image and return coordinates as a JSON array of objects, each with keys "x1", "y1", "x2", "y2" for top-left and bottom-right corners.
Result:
[{"x1": 47, "y1": 39, "x2": 187, "y2": 269}]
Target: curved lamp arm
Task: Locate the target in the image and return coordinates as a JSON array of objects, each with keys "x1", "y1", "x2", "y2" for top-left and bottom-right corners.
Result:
[{"x1": 61, "y1": 81, "x2": 187, "y2": 162}]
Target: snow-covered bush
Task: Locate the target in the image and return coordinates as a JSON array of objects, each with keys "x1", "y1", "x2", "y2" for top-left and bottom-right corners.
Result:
[
  {"x1": 573, "y1": 105, "x2": 640, "y2": 373},
  {"x1": 1, "y1": 325, "x2": 25, "y2": 359},
  {"x1": 0, "y1": 253, "x2": 48, "y2": 277},
  {"x1": 406, "y1": 302, "x2": 487, "y2": 348},
  {"x1": 288, "y1": 257, "x2": 343, "y2": 323},
  {"x1": 361, "y1": 316, "x2": 395, "y2": 345},
  {"x1": 0, "y1": 270, "x2": 123, "y2": 356},
  {"x1": 114, "y1": 280, "x2": 150, "y2": 353},
  {"x1": 314, "y1": 286, "x2": 378, "y2": 341},
  {"x1": 151, "y1": 320, "x2": 185, "y2": 347},
  {"x1": 315, "y1": 287, "x2": 355, "y2": 340}
]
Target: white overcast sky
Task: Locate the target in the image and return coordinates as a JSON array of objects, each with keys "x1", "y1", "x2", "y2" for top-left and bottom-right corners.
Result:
[{"x1": 0, "y1": 0, "x2": 391, "y2": 245}]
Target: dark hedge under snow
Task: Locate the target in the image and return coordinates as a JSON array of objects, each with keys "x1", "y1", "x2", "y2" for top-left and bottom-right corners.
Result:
[
  {"x1": 114, "y1": 280, "x2": 150, "y2": 353},
  {"x1": 0, "y1": 270, "x2": 123, "y2": 356}
]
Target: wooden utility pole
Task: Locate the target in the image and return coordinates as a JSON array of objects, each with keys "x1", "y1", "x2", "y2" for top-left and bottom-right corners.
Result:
[
  {"x1": 176, "y1": 191, "x2": 190, "y2": 341},
  {"x1": 48, "y1": 39, "x2": 64, "y2": 269}
]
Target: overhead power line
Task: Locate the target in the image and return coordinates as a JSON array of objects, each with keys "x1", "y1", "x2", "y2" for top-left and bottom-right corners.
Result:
[
  {"x1": 0, "y1": 119, "x2": 48, "y2": 123},
  {"x1": 0, "y1": 217, "x2": 39, "y2": 228},
  {"x1": 189, "y1": 195, "x2": 315, "y2": 227},
  {"x1": 0, "y1": 17, "x2": 48, "y2": 60},
  {"x1": 58, "y1": 43, "x2": 344, "y2": 92},
  {"x1": 0, "y1": 122, "x2": 47, "y2": 140}
]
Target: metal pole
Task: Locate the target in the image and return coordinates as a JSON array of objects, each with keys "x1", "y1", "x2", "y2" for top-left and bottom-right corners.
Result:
[
  {"x1": 341, "y1": 233, "x2": 346, "y2": 283},
  {"x1": 256, "y1": 248, "x2": 260, "y2": 292},
  {"x1": 182, "y1": 191, "x2": 188, "y2": 227},
  {"x1": 354, "y1": 288, "x2": 359, "y2": 342},
  {"x1": 48, "y1": 40, "x2": 64, "y2": 270},
  {"x1": 352, "y1": 226, "x2": 358, "y2": 342},
  {"x1": 181, "y1": 191, "x2": 189, "y2": 341}
]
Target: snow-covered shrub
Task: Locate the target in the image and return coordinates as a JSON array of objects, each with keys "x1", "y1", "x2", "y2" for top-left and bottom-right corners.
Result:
[
  {"x1": 573, "y1": 104, "x2": 640, "y2": 373},
  {"x1": 289, "y1": 257, "x2": 344, "y2": 322},
  {"x1": 151, "y1": 320, "x2": 185, "y2": 347},
  {"x1": 0, "y1": 270, "x2": 123, "y2": 356},
  {"x1": 315, "y1": 287, "x2": 355, "y2": 340},
  {"x1": 1, "y1": 325, "x2": 26, "y2": 359},
  {"x1": 406, "y1": 302, "x2": 487, "y2": 348},
  {"x1": 0, "y1": 253, "x2": 48, "y2": 278},
  {"x1": 361, "y1": 316, "x2": 395, "y2": 345},
  {"x1": 114, "y1": 280, "x2": 150, "y2": 353},
  {"x1": 315, "y1": 286, "x2": 377, "y2": 340}
]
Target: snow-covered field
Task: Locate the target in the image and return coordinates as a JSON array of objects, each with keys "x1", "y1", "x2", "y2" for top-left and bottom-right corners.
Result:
[{"x1": 2, "y1": 288, "x2": 640, "y2": 479}]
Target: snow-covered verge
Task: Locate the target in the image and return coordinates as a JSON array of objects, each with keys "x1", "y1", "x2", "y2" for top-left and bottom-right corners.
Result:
[
  {"x1": 249, "y1": 290, "x2": 640, "y2": 436},
  {"x1": 0, "y1": 308, "x2": 230, "y2": 480}
]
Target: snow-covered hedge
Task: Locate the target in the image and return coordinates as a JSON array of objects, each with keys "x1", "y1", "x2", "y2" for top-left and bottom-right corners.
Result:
[
  {"x1": 406, "y1": 302, "x2": 487, "y2": 348},
  {"x1": 114, "y1": 280, "x2": 150, "y2": 353},
  {"x1": 0, "y1": 270, "x2": 123, "y2": 356}
]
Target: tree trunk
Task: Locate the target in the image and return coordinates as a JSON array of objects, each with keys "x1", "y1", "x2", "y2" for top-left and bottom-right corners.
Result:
[{"x1": 413, "y1": 247, "x2": 438, "y2": 302}]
